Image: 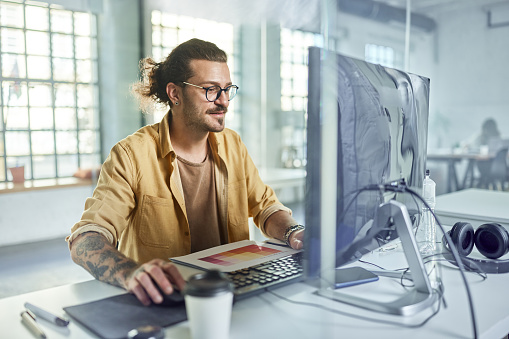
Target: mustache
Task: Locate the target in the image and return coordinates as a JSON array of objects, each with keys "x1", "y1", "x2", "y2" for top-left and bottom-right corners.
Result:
[{"x1": 207, "y1": 105, "x2": 228, "y2": 114}]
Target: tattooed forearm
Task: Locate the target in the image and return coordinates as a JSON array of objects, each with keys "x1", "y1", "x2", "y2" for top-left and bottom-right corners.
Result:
[
  {"x1": 99, "y1": 248, "x2": 128, "y2": 264},
  {"x1": 70, "y1": 232, "x2": 138, "y2": 289},
  {"x1": 110, "y1": 261, "x2": 138, "y2": 286},
  {"x1": 86, "y1": 261, "x2": 109, "y2": 278},
  {"x1": 74, "y1": 235, "x2": 106, "y2": 257}
]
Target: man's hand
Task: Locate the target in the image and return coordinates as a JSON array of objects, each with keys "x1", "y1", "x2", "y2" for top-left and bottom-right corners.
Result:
[
  {"x1": 125, "y1": 259, "x2": 186, "y2": 306},
  {"x1": 264, "y1": 211, "x2": 305, "y2": 250},
  {"x1": 288, "y1": 229, "x2": 304, "y2": 250},
  {"x1": 70, "y1": 232, "x2": 186, "y2": 306}
]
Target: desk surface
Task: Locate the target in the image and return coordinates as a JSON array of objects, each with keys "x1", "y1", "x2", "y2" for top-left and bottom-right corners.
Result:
[
  {"x1": 258, "y1": 168, "x2": 306, "y2": 190},
  {"x1": 427, "y1": 153, "x2": 493, "y2": 161},
  {"x1": 426, "y1": 154, "x2": 495, "y2": 192},
  {"x1": 2, "y1": 248, "x2": 509, "y2": 339},
  {"x1": 435, "y1": 189, "x2": 509, "y2": 227}
]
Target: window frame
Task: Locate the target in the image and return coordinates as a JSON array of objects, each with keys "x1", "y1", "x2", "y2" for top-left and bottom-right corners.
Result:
[
  {"x1": 0, "y1": 1, "x2": 101, "y2": 184},
  {"x1": 279, "y1": 27, "x2": 323, "y2": 169}
]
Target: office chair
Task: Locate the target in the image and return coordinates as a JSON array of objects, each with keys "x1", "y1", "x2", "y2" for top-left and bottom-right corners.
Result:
[
  {"x1": 489, "y1": 147, "x2": 509, "y2": 190},
  {"x1": 476, "y1": 158, "x2": 493, "y2": 189}
]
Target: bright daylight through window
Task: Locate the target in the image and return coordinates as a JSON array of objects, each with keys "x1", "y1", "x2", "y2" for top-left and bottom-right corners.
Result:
[
  {"x1": 365, "y1": 43, "x2": 398, "y2": 68},
  {"x1": 0, "y1": 0, "x2": 100, "y2": 183},
  {"x1": 279, "y1": 28, "x2": 322, "y2": 169}
]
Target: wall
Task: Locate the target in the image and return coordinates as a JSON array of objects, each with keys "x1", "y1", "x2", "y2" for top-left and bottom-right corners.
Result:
[
  {"x1": 0, "y1": 185, "x2": 94, "y2": 247},
  {"x1": 332, "y1": 5, "x2": 509, "y2": 194},
  {"x1": 99, "y1": 0, "x2": 142, "y2": 158},
  {"x1": 427, "y1": 6, "x2": 509, "y2": 150},
  {"x1": 238, "y1": 25, "x2": 263, "y2": 166}
]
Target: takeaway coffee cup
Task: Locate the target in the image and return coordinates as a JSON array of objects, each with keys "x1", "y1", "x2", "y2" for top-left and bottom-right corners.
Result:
[{"x1": 183, "y1": 270, "x2": 234, "y2": 339}]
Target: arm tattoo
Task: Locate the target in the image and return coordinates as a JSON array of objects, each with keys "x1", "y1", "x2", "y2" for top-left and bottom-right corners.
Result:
[{"x1": 71, "y1": 232, "x2": 138, "y2": 288}]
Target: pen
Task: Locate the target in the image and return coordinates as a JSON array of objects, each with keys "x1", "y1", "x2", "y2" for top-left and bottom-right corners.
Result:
[
  {"x1": 24, "y1": 302, "x2": 70, "y2": 327},
  {"x1": 20, "y1": 310, "x2": 47, "y2": 339},
  {"x1": 265, "y1": 240, "x2": 291, "y2": 248}
]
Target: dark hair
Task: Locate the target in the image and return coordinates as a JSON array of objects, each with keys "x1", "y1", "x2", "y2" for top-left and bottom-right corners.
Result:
[
  {"x1": 132, "y1": 38, "x2": 228, "y2": 113},
  {"x1": 480, "y1": 118, "x2": 500, "y2": 144}
]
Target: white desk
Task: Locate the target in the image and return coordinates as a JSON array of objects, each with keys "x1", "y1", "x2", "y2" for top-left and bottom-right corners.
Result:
[
  {"x1": 2, "y1": 246, "x2": 509, "y2": 339},
  {"x1": 435, "y1": 188, "x2": 509, "y2": 228},
  {"x1": 4, "y1": 190, "x2": 509, "y2": 338},
  {"x1": 427, "y1": 153, "x2": 493, "y2": 193},
  {"x1": 258, "y1": 168, "x2": 306, "y2": 192}
]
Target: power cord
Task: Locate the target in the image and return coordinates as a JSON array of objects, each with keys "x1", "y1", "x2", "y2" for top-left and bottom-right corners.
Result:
[
  {"x1": 266, "y1": 287, "x2": 443, "y2": 329},
  {"x1": 332, "y1": 179, "x2": 479, "y2": 339},
  {"x1": 399, "y1": 184, "x2": 478, "y2": 339}
]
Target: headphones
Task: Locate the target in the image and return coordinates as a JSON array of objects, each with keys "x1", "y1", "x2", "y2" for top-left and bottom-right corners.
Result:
[{"x1": 442, "y1": 221, "x2": 509, "y2": 274}]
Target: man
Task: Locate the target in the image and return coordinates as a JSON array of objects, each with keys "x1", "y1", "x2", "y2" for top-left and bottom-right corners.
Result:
[{"x1": 67, "y1": 38, "x2": 304, "y2": 306}]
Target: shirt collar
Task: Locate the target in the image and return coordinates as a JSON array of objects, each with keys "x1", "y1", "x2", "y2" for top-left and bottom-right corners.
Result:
[
  {"x1": 159, "y1": 111, "x2": 222, "y2": 159},
  {"x1": 159, "y1": 111, "x2": 174, "y2": 159}
]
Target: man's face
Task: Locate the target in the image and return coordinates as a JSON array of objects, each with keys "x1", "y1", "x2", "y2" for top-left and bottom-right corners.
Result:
[{"x1": 179, "y1": 59, "x2": 232, "y2": 133}]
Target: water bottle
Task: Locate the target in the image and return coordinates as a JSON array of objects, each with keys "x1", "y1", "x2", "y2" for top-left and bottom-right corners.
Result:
[
  {"x1": 419, "y1": 169, "x2": 436, "y2": 254},
  {"x1": 418, "y1": 169, "x2": 441, "y2": 289},
  {"x1": 423, "y1": 169, "x2": 436, "y2": 210}
]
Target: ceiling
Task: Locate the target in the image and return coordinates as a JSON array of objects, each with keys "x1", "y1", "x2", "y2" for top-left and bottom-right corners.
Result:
[
  {"x1": 377, "y1": 0, "x2": 509, "y2": 15},
  {"x1": 336, "y1": 0, "x2": 509, "y2": 32}
]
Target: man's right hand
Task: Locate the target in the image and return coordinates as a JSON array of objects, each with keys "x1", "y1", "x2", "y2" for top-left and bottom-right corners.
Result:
[
  {"x1": 70, "y1": 232, "x2": 186, "y2": 306},
  {"x1": 125, "y1": 259, "x2": 186, "y2": 306}
]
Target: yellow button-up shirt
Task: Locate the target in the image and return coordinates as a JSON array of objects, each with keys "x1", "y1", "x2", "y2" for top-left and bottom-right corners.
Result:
[{"x1": 68, "y1": 113, "x2": 291, "y2": 264}]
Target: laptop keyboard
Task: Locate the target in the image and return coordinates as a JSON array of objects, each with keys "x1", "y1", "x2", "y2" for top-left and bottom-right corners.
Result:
[{"x1": 226, "y1": 252, "x2": 304, "y2": 300}]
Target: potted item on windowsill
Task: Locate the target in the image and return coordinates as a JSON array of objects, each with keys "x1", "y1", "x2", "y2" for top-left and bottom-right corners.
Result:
[{"x1": 8, "y1": 166, "x2": 25, "y2": 183}]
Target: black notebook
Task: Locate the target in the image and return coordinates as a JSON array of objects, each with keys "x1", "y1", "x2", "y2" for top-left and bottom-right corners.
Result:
[{"x1": 64, "y1": 293, "x2": 187, "y2": 339}]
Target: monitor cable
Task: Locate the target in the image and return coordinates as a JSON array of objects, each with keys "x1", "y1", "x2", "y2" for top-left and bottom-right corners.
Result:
[
  {"x1": 266, "y1": 286, "x2": 444, "y2": 329},
  {"x1": 401, "y1": 185, "x2": 479, "y2": 339},
  {"x1": 336, "y1": 180, "x2": 478, "y2": 339}
]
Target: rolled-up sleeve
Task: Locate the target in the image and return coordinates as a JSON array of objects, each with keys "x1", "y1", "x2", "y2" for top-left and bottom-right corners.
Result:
[
  {"x1": 68, "y1": 142, "x2": 137, "y2": 246},
  {"x1": 66, "y1": 223, "x2": 115, "y2": 248},
  {"x1": 240, "y1": 143, "x2": 292, "y2": 237},
  {"x1": 257, "y1": 203, "x2": 292, "y2": 237}
]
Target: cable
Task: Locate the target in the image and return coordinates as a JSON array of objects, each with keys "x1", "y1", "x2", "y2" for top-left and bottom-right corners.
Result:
[
  {"x1": 266, "y1": 288, "x2": 443, "y2": 329},
  {"x1": 426, "y1": 256, "x2": 487, "y2": 281},
  {"x1": 404, "y1": 186, "x2": 479, "y2": 339},
  {"x1": 321, "y1": 180, "x2": 478, "y2": 338},
  {"x1": 346, "y1": 181, "x2": 478, "y2": 338},
  {"x1": 358, "y1": 259, "x2": 393, "y2": 271},
  {"x1": 337, "y1": 186, "x2": 371, "y2": 225}
]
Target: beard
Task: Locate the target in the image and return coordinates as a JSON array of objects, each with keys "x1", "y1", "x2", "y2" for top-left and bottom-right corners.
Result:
[{"x1": 181, "y1": 95, "x2": 228, "y2": 133}]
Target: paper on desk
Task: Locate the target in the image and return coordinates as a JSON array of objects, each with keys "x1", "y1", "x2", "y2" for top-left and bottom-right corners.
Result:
[{"x1": 170, "y1": 240, "x2": 301, "y2": 272}]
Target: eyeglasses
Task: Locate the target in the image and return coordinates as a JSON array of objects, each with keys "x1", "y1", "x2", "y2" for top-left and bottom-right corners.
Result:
[{"x1": 182, "y1": 81, "x2": 239, "y2": 102}]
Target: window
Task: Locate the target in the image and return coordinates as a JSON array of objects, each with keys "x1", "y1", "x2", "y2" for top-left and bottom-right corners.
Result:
[
  {"x1": 280, "y1": 28, "x2": 323, "y2": 168},
  {"x1": 365, "y1": 43, "x2": 398, "y2": 68},
  {"x1": 150, "y1": 11, "x2": 240, "y2": 131},
  {"x1": 0, "y1": 1, "x2": 100, "y2": 183}
]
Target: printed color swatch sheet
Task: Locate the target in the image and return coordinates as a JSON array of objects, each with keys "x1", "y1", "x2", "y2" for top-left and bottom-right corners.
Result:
[
  {"x1": 170, "y1": 240, "x2": 300, "y2": 272},
  {"x1": 198, "y1": 244, "x2": 281, "y2": 266}
]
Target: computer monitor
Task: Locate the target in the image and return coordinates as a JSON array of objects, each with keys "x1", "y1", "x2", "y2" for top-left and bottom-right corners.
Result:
[{"x1": 304, "y1": 47, "x2": 430, "y2": 283}]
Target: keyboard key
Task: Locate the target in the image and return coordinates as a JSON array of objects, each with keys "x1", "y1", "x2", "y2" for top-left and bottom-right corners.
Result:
[{"x1": 228, "y1": 252, "x2": 303, "y2": 299}]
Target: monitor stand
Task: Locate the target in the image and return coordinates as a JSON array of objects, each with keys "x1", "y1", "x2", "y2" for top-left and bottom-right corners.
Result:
[{"x1": 316, "y1": 200, "x2": 439, "y2": 316}]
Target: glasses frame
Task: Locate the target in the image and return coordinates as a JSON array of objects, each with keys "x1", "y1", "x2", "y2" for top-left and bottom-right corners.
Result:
[{"x1": 182, "y1": 81, "x2": 239, "y2": 102}]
